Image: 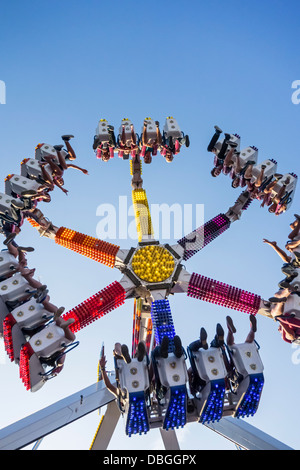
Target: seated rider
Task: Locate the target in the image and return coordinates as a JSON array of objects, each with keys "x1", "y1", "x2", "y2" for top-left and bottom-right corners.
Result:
[
  {"x1": 263, "y1": 214, "x2": 300, "y2": 288},
  {"x1": 140, "y1": 120, "x2": 162, "y2": 164},
  {"x1": 118, "y1": 123, "x2": 139, "y2": 159},
  {"x1": 188, "y1": 324, "x2": 227, "y2": 394},
  {"x1": 268, "y1": 287, "x2": 300, "y2": 344},
  {"x1": 99, "y1": 341, "x2": 147, "y2": 401},
  {"x1": 49, "y1": 316, "x2": 76, "y2": 376},
  {"x1": 93, "y1": 125, "x2": 116, "y2": 161}
]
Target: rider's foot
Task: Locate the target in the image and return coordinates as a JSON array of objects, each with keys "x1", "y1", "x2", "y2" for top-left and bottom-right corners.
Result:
[
  {"x1": 200, "y1": 327, "x2": 208, "y2": 350},
  {"x1": 174, "y1": 335, "x2": 183, "y2": 358},
  {"x1": 216, "y1": 323, "x2": 225, "y2": 346},
  {"x1": 136, "y1": 341, "x2": 146, "y2": 362},
  {"x1": 226, "y1": 316, "x2": 236, "y2": 334},
  {"x1": 61, "y1": 135, "x2": 74, "y2": 142},
  {"x1": 160, "y1": 336, "x2": 169, "y2": 359},
  {"x1": 121, "y1": 344, "x2": 131, "y2": 364}
]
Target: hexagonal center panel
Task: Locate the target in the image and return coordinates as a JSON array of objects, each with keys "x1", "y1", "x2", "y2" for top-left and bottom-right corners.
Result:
[{"x1": 131, "y1": 245, "x2": 175, "y2": 283}]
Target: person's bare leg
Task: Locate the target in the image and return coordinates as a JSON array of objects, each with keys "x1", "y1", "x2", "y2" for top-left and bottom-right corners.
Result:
[
  {"x1": 245, "y1": 314, "x2": 256, "y2": 343},
  {"x1": 235, "y1": 154, "x2": 242, "y2": 174},
  {"x1": 40, "y1": 164, "x2": 55, "y2": 190},
  {"x1": 121, "y1": 125, "x2": 126, "y2": 146},
  {"x1": 142, "y1": 123, "x2": 147, "y2": 147},
  {"x1": 55, "y1": 317, "x2": 76, "y2": 342},
  {"x1": 155, "y1": 122, "x2": 162, "y2": 145},
  {"x1": 270, "y1": 301, "x2": 285, "y2": 319},
  {"x1": 254, "y1": 165, "x2": 266, "y2": 188},
  {"x1": 273, "y1": 181, "x2": 288, "y2": 205},
  {"x1": 226, "y1": 316, "x2": 236, "y2": 346},
  {"x1": 244, "y1": 164, "x2": 253, "y2": 180},
  {"x1": 7, "y1": 242, "x2": 19, "y2": 259},
  {"x1": 55, "y1": 149, "x2": 68, "y2": 171},
  {"x1": 62, "y1": 135, "x2": 76, "y2": 160},
  {"x1": 288, "y1": 218, "x2": 300, "y2": 240},
  {"x1": 223, "y1": 147, "x2": 235, "y2": 167},
  {"x1": 44, "y1": 155, "x2": 64, "y2": 176},
  {"x1": 130, "y1": 125, "x2": 136, "y2": 145}
]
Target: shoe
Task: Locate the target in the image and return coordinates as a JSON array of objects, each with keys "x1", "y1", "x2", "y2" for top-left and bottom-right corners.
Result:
[
  {"x1": 121, "y1": 344, "x2": 131, "y2": 364},
  {"x1": 214, "y1": 125, "x2": 222, "y2": 134},
  {"x1": 33, "y1": 285, "x2": 48, "y2": 299},
  {"x1": 3, "y1": 232, "x2": 17, "y2": 245},
  {"x1": 160, "y1": 336, "x2": 169, "y2": 359},
  {"x1": 11, "y1": 199, "x2": 24, "y2": 210},
  {"x1": 35, "y1": 288, "x2": 49, "y2": 303},
  {"x1": 268, "y1": 296, "x2": 288, "y2": 303},
  {"x1": 228, "y1": 141, "x2": 238, "y2": 148},
  {"x1": 250, "y1": 314, "x2": 257, "y2": 333},
  {"x1": 21, "y1": 189, "x2": 39, "y2": 198},
  {"x1": 173, "y1": 335, "x2": 183, "y2": 358},
  {"x1": 216, "y1": 324, "x2": 224, "y2": 346},
  {"x1": 18, "y1": 246, "x2": 35, "y2": 253},
  {"x1": 54, "y1": 145, "x2": 64, "y2": 151},
  {"x1": 136, "y1": 341, "x2": 146, "y2": 362},
  {"x1": 200, "y1": 327, "x2": 208, "y2": 349},
  {"x1": 226, "y1": 316, "x2": 236, "y2": 334},
  {"x1": 61, "y1": 135, "x2": 74, "y2": 142}
]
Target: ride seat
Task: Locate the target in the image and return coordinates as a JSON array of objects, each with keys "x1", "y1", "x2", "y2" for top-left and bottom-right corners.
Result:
[
  {"x1": 0, "y1": 250, "x2": 19, "y2": 280},
  {"x1": 5, "y1": 174, "x2": 41, "y2": 198},
  {"x1": 116, "y1": 357, "x2": 150, "y2": 437}
]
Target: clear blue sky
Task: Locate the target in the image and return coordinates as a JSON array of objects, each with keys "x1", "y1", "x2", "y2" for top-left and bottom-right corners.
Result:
[{"x1": 0, "y1": 0, "x2": 300, "y2": 450}]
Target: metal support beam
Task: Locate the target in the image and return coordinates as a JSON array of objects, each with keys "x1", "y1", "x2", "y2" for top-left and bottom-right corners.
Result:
[
  {"x1": 0, "y1": 378, "x2": 293, "y2": 451},
  {"x1": 205, "y1": 417, "x2": 293, "y2": 450},
  {"x1": 160, "y1": 429, "x2": 180, "y2": 450},
  {"x1": 90, "y1": 401, "x2": 121, "y2": 450},
  {"x1": 0, "y1": 378, "x2": 116, "y2": 450}
]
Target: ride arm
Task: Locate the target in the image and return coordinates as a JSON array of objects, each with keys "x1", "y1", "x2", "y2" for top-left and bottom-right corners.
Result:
[{"x1": 176, "y1": 191, "x2": 252, "y2": 261}]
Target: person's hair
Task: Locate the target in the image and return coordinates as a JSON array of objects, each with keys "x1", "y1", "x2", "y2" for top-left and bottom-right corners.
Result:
[
  {"x1": 211, "y1": 167, "x2": 221, "y2": 177},
  {"x1": 231, "y1": 177, "x2": 240, "y2": 188}
]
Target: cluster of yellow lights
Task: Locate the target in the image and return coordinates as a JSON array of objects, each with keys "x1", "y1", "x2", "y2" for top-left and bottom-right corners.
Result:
[
  {"x1": 131, "y1": 245, "x2": 175, "y2": 283},
  {"x1": 132, "y1": 189, "x2": 153, "y2": 242}
]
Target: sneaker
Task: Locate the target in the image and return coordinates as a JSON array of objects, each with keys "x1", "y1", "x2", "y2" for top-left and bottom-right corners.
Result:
[
  {"x1": 200, "y1": 327, "x2": 208, "y2": 350},
  {"x1": 160, "y1": 336, "x2": 169, "y2": 359},
  {"x1": 173, "y1": 335, "x2": 183, "y2": 358},
  {"x1": 136, "y1": 341, "x2": 146, "y2": 362},
  {"x1": 226, "y1": 316, "x2": 236, "y2": 334},
  {"x1": 121, "y1": 344, "x2": 131, "y2": 364}
]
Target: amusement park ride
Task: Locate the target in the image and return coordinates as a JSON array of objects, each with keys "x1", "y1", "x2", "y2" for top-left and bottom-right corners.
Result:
[{"x1": 0, "y1": 117, "x2": 298, "y2": 450}]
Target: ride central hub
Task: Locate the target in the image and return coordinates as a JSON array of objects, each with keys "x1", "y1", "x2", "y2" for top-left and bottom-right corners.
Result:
[{"x1": 131, "y1": 245, "x2": 175, "y2": 283}]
